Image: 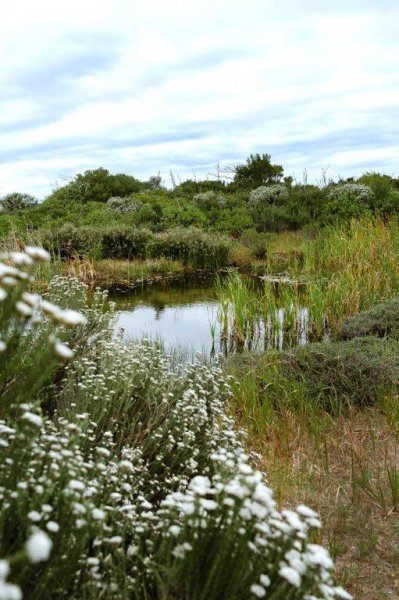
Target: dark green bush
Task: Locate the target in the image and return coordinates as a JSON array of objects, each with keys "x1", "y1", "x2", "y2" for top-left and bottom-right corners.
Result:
[
  {"x1": 281, "y1": 337, "x2": 399, "y2": 408},
  {"x1": 41, "y1": 224, "x2": 103, "y2": 260},
  {"x1": 336, "y1": 298, "x2": 399, "y2": 341},
  {"x1": 147, "y1": 227, "x2": 231, "y2": 268},
  {"x1": 100, "y1": 226, "x2": 153, "y2": 259}
]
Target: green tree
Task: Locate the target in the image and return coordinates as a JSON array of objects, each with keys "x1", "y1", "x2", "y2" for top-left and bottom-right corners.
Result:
[
  {"x1": 233, "y1": 153, "x2": 284, "y2": 190},
  {"x1": 45, "y1": 168, "x2": 145, "y2": 204}
]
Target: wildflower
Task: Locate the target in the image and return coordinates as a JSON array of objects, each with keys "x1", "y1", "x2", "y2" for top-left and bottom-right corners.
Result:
[
  {"x1": 46, "y1": 521, "x2": 59, "y2": 533},
  {"x1": 250, "y1": 583, "x2": 266, "y2": 597},
  {"x1": 24, "y1": 246, "x2": 51, "y2": 262},
  {"x1": 279, "y1": 565, "x2": 301, "y2": 588},
  {"x1": 53, "y1": 341, "x2": 74, "y2": 361},
  {"x1": 21, "y1": 412, "x2": 43, "y2": 428},
  {"x1": 0, "y1": 580, "x2": 22, "y2": 600},
  {"x1": 28, "y1": 511, "x2": 42, "y2": 522},
  {"x1": 25, "y1": 530, "x2": 52, "y2": 563},
  {"x1": 92, "y1": 508, "x2": 106, "y2": 521}
]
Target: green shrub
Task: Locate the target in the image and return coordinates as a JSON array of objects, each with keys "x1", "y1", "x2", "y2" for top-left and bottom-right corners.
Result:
[
  {"x1": 100, "y1": 226, "x2": 153, "y2": 260},
  {"x1": 40, "y1": 224, "x2": 103, "y2": 260},
  {"x1": 147, "y1": 227, "x2": 231, "y2": 268},
  {"x1": 336, "y1": 298, "x2": 399, "y2": 340},
  {"x1": 281, "y1": 337, "x2": 399, "y2": 408}
]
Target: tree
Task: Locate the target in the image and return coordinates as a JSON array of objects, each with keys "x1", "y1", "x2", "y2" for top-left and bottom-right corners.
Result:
[
  {"x1": 233, "y1": 153, "x2": 284, "y2": 190},
  {"x1": 0, "y1": 192, "x2": 38, "y2": 212},
  {"x1": 46, "y1": 168, "x2": 145, "y2": 204}
]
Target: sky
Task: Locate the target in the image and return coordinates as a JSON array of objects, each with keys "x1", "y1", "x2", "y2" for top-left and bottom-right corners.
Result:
[{"x1": 1, "y1": 0, "x2": 398, "y2": 199}]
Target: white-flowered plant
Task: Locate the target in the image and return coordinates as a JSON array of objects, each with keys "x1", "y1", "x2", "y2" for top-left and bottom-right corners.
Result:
[
  {"x1": 327, "y1": 183, "x2": 374, "y2": 203},
  {"x1": 107, "y1": 196, "x2": 144, "y2": 214},
  {"x1": 0, "y1": 249, "x2": 351, "y2": 599},
  {"x1": 193, "y1": 191, "x2": 226, "y2": 207},
  {"x1": 249, "y1": 184, "x2": 289, "y2": 206}
]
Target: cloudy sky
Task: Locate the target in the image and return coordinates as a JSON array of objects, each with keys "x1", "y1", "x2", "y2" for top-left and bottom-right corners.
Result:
[{"x1": 1, "y1": 0, "x2": 398, "y2": 198}]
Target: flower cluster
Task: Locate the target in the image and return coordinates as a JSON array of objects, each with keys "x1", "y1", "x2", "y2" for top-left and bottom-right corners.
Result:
[
  {"x1": 107, "y1": 196, "x2": 144, "y2": 214},
  {"x1": 327, "y1": 183, "x2": 374, "y2": 203},
  {"x1": 249, "y1": 184, "x2": 289, "y2": 206},
  {"x1": 193, "y1": 191, "x2": 227, "y2": 207}
]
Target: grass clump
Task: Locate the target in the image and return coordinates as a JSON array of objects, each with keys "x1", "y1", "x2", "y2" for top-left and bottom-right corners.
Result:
[{"x1": 0, "y1": 249, "x2": 349, "y2": 599}]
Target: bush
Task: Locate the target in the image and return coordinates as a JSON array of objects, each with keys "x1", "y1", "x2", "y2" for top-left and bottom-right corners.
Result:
[
  {"x1": 0, "y1": 192, "x2": 38, "y2": 212},
  {"x1": 107, "y1": 196, "x2": 144, "y2": 214},
  {"x1": 281, "y1": 337, "x2": 399, "y2": 408},
  {"x1": 0, "y1": 250, "x2": 348, "y2": 600},
  {"x1": 147, "y1": 227, "x2": 231, "y2": 269},
  {"x1": 100, "y1": 226, "x2": 153, "y2": 260},
  {"x1": 248, "y1": 184, "x2": 289, "y2": 206},
  {"x1": 336, "y1": 298, "x2": 399, "y2": 340}
]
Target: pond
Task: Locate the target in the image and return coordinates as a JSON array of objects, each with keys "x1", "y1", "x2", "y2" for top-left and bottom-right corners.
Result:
[
  {"x1": 110, "y1": 275, "x2": 222, "y2": 357},
  {"x1": 110, "y1": 273, "x2": 320, "y2": 357}
]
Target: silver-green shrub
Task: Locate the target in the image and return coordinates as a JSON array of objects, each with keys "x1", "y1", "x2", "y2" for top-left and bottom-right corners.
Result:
[
  {"x1": 249, "y1": 184, "x2": 289, "y2": 206},
  {"x1": 326, "y1": 183, "x2": 374, "y2": 203},
  {"x1": 107, "y1": 196, "x2": 144, "y2": 214}
]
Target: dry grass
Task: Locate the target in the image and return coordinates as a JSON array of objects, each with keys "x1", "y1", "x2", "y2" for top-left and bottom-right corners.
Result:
[{"x1": 234, "y1": 397, "x2": 399, "y2": 598}]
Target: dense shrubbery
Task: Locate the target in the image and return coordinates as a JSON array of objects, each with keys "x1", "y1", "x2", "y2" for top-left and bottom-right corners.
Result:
[
  {"x1": 336, "y1": 298, "x2": 399, "y2": 341},
  {"x1": 0, "y1": 252, "x2": 349, "y2": 599},
  {"x1": 281, "y1": 337, "x2": 399, "y2": 409},
  {"x1": 2, "y1": 162, "x2": 399, "y2": 240},
  {"x1": 39, "y1": 225, "x2": 231, "y2": 268}
]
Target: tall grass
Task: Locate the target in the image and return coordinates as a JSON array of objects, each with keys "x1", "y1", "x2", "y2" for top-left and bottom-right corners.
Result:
[{"x1": 217, "y1": 218, "x2": 399, "y2": 349}]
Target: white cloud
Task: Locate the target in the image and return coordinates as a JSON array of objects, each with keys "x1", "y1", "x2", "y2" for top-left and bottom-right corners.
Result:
[{"x1": 0, "y1": 0, "x2": 398, "y2": 197}]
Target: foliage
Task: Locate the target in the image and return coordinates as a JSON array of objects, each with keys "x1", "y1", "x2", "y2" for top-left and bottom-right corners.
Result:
[
  {"x1": 0, "y1": 193, "x2": 38, "y2": 212},
  {"x1": 107, "y1": 196, "x2": 144, "y2": 214},
  {"x1": 336, "y1": 298, "x2": 399, "y2": 341},
  {"x1": 46, "y1": 168, "x2": 145, "y2": 204},
  {"x1": 280, "y1": 337, "x2": 399, "y2": 409},
  {"x1": 233, "y1": 153, "x2": 284, "y2": 190},
  {"x1": 0, "y1": 251, "x2": 348, "y2": 600},
  {"x1": 39, "y1": 225, "x2": 232, "y2": 269},
  {"x1": 249, "y1": 184, "x2": 289, "y2": 206}
]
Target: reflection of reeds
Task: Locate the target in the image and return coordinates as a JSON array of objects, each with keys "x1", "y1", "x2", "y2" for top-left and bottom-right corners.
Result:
[
  {"x1": 216, "y1": 273, "x2": 315, "y2": 351},
  {"x1": 216, "y1": 218, "x2": 399, "y2": 352}
]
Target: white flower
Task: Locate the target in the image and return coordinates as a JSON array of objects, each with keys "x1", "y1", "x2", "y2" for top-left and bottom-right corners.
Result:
[
  {"x1": 0, "y1": 341, "x2": 6, "y2": 353},
  {"x1": 28, "y1": 511, "x2": 42, "y2": 522},
  {"x1": 279, "y1": 565, "x2": 301, "y2": 588},
  {"x1": 24, "y1": 246, "x2": 51, "y2": 262},
  {"x1": 54, "y1": 309, "x2": 87, "y2": 327},
  {"x1": 46, "y1": 521, "x2": 59, "y2": 533},
  {"x1": 92, "y1": 508, "x2": 106, "y2": 521},
  {"x1": 25, "y1": 530, "x2": 52, "y2": 563},
  {"x1": 21, "y1": 412, "x2": 43, "y2": 428},
  {"x1": 250, "y1": 584, "x2": 266, "y2": 597},
  {"x1": 15, "y1": 302, "x2": 33, "y2": 318},
  {"x1": 260, "y1": 574, "x2": 271, "y2": 587},
  {"x1": 8, "y1": 252, "x2": 33, "y2": 266},
  {"x1": 0, "y1": 289, "x2": 7, "y2": 301},
  {"x1": 68, "y1": 480, "x2": 85, "y2": 492},
  {"x1": 54, "y1": 342, "x2": 74, "y2": 361},
  {"x1": 0, "y1": 560, "x2": 9, "y2": 579},
  {"x1": 0, "y1": 581, "x2": 22, "y2": 600}
]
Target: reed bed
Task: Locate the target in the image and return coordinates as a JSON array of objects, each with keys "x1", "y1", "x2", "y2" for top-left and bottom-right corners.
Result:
[{"x1": 216, "y1": 218, "x2": 399, "y2": 350}]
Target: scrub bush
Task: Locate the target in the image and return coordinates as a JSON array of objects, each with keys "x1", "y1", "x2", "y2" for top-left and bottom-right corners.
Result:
[
  {"x1": 281, "y1": 337, "x2": 399, "y2": 409},
  {"x1": 336, "y1": 298, "x2": 399, "y2": 341}
]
